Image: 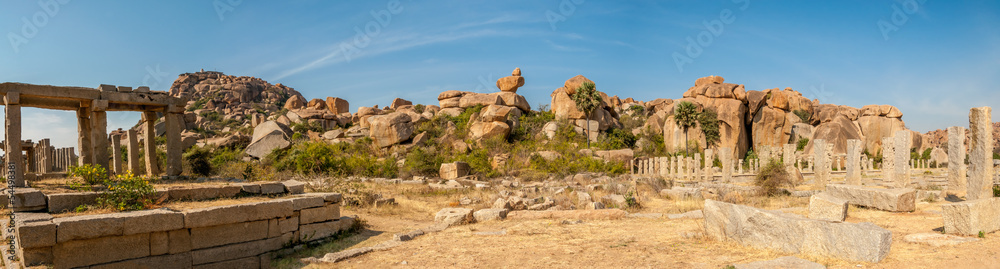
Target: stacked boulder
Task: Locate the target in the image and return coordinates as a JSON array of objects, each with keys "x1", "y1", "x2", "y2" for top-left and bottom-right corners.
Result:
[
  {"x1": 169, "y1": 71, "x2": 303, "y2": 132},
  {"x1": 661, "y1": 75, "x2": 751, "y2": 157},
  {"x1": 246, "y1": 120, "x2": 293, "y2": 158},
  {"x1": 283, "y1": 96, "x2": 353, "y2": 131},
  {"x1": 550, "y1": 75, "x2": 622, "y2": 140},
  {"x1": 437, "y1": 68, "x2": 532, "y2": 140}
]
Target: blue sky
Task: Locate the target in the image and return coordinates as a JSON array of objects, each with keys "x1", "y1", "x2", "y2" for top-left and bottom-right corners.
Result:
[{"x1": 1, "y1": 0, "x2": 999, "y2": 148}]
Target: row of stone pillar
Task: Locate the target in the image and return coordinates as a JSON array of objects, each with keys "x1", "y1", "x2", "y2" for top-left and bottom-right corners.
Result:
[
  {"x1": 25, "y1": 139, "x2": 77, "y2": 173},
  {"x1": 630, "y1": 150, "x2": 715, "y2": 181},
  {"x1": 948, "y1": 107, "x2": 994, "y2": 200}
]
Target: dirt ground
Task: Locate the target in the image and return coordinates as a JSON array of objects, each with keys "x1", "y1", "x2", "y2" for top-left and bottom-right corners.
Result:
[{"x1": 288, "y1": 176, "x2": 1000, "y2": 269}]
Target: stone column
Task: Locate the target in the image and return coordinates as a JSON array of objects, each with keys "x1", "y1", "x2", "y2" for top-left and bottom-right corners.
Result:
[
  {"x1": 704, "y1": 149, "x2": 713, "y2": 181},
  {"x1": 947, "y1": 126, "x2": 966, "y2": 196},
  {"x1": 77, "y1": 106, "x2": 93, "y2": 166},
  {"x1": 968, "y1": 107, "x2": 994, "y2": 200},
  {"x1": 893, "y1": 131, "x2": 911, "y2": 188},
  {"x1": 721, "y1": 148, "x2": 732, "y2": 182},
  {"x1": 142, "y1": 111, "x2": 161, "y2": 176},
  {"x1": 738, "y1": 159, "x2": 744, "y2": 175},
  {"x1": 882, "y1": 137, "x2": 895, "y2": 183},
  {"x1": 127, "y1": 129, "x2": 142, "y2": 174},
  {"x1": 814, "y1": 139, "x2": 830, "y2": 189},
  {"x1": 782, "y1": 144, "x2": 795, "y2": 169},
  {"x1": 111, "y1": 134, "x2": 123, "y2": 174},
  {"x1": 671, "y1": 157, "x2": 677, "y2": 178},
  {"x1": 91, "y1": 100, "x2": 110, "y2": 174},
  {"x1": 846, "y1": 139, "x2": 862, "y2": 185},
  {"x1": 694, "y1": 153, "x2": 702, "y2": 181},
  {"x1": 5, "y1": 92, "x2": 25, "y2": 187}
]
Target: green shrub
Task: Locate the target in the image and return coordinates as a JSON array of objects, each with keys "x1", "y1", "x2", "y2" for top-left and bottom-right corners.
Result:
[
  {"x1": 599, "y1": 128, "x2": 637, "y2": 150},
  {"x1": 414, "y1": 104, "x2": 425, "y2": 113},
  {"x1": 270, "y1": 141, "x2": 396, "y2": 178},
  {"x1": 994, "y1": 185, "x2": 1000, "y2": 197},
  {"x1": 509, "y1": 110, "x2": 555, "y2": 142},
  {"x1": 698, "y1": 108, "x2": 720, "y2": 147},
  {"x1": 290, "y1": 121, "x2": 323, "y2": 133},
  {"x1": 403, "y1": 147, "x2": 447, "y2": 177},
  {"x1": 796, "y1": 138, "x2": 809, "y2": 151},
  {"x1": 754, "y1": 160, "x2": 794, "y2": 196},
  {"x1": 793, "y1": 109, "x2": 811, "y2": 122},
  {"x1": 68, "y1": 164, "x2": 108, "y2": 185},
  {"x1": 98, "y1": 171, "x2": 155, "y2": 211},
  {"x1": 183, "y1": 147, "x2": 213, "y2": 177}
]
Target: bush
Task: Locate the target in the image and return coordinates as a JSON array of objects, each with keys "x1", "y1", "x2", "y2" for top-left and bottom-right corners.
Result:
[
  {"x1": 793, "y1": 109, "x2": 811, "y2": 122},
  {"x1": 994, "y1": 185, "x2": 1000, "y2": 197},
  {"x1": 699, "y1": 109, "x2": 720, "y2": 147},
  {"x1": 403, "y1": 147, "x2": 447, "y2": 177},
  {"x1": 183, "y1": 147, "x2": 213, "y2": 177},
  {"x1": 754, "y1": 160, "x2": 793, "y2": 196},
  {"x1": 68, "y1": 164, "x2": 108, "y2": 185},
  {"x1": 796, "y1": 138, "x2": 809, "y2": 151},
  {"x1": 599, "y1": 128, "x2": 637, "y2": 150},
  {"x1": 98, "y1": 171, "x2": 155, "y2": 211},
  {"x1": 270, "y1": 141, "x2": 397, "y2": 178}
]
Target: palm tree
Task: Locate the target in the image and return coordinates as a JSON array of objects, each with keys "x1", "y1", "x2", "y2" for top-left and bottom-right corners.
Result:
[
  {"x1": 571, "y1": 81, "x2": 601, "y2": 148},
  {"x1": 674, "y1": 101, "x2": 699, "y2": 156}
]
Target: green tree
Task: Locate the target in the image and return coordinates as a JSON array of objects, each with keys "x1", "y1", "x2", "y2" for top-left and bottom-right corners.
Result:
[
  {"x1": 698, "y1": 108, "x2": 720, "y2": 147},
  {"x1": 571, "y1": 81, "x2": 602, "y2": 148},
  {"x1": 674, "y1": 101, "x2": 699, "y2": 155}
]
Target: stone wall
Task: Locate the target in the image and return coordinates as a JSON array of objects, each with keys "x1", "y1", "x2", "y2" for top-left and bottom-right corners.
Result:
[{"x1": 3, "y1": 182, "x2": 349, "y2": 268}]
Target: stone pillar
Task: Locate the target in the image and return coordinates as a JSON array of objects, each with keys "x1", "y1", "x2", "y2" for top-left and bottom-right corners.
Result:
[
  {"x1": 671, "y1": 156, "x2": 677, "y2": 178},
  {"x1": 704, "y1": 149, "x2": 713, "y2": 181},
  {"x1": 77, "y1": 106, "x2": 93, "y2": 166},
  {"x1": 738, "y1": 159, "x2": 744, "y2": 175},
  {"x1": 5, "y1": 92, "x2": 25, "y2": 187},
  {"x1": 694, "y1": 153, "x2": 701, "y2": 181},
  {"x1": 947, "y1": 126, "x2": 966, "y2": 197},
  {"x1": 882, "y1": 137, "x2": 895, "y2": 183},
  {"x1": 846, "y1": 139, "x2": 862, "y2": 185},
  {"x1": 968, "y1": 107, "x2": 994, "y2": 200},
  {"x1": 111, "y1": 134, "x2": 123, "y2": 174},
  {"x1": 782, "y1": 144, "x2": 795, "y2": 168},
  {"x1": 721, "y1": 148, "x2": 732, "y2": 182},
  {"x1": 142, "y1": 111, "x2": 161, "y2": 176},
  {"x1": 814, "y1": 139, "x2": 829, "y2": 189},
  {"x1": 893, "y1": 131, "x2": 911, "y2": 188},
  {"x1": 127, "y1": 129, "x2": 142, "y2": 174},
  {"x1": 91, "y1": 100, "x2": 110, "y2": 174}
]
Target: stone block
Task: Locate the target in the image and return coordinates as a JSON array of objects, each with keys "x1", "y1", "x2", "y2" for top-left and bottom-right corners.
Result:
[
  {"x1": 825, "y1": 184, "x2": 916, "y2": 212},
  {"x1": 942, "y1": 197, "x2": 1000, "y2": 236},
  {"x1": 473, "y1": 208, "x2": 509, "y2": 222},
  {"x1": 704, "y1": 200, "x2": 892, "y2": 263},
  {"x1": 189, "y1": 236, "x2": 286, "y2": 265},
  {"x1": 169, "y1": 185, "x2": 241, "y2": 200},
  {"x1": 903, "y1": 233, "x2": 979, "y2": 247},
  {"x1": 150, "y1": 231, "x2": 169, "y2": 256},
  {"x1": 240, "y1": 183, "x2": 261, "y2": 194},
  {"x1": 302, "y1": 192, "x2": 343, "y2": 204},
  {"x1": 659, "y1": 187, "x2": 703, "y2": 200},
  {"x1": 193, "y1": 256, "x2": 259, "y2": 269},
  {"x1": 299, "y1": 217, "x2": 354, "y2": 242},
  {"x1": 20, "y1": 247, "x2": 53, "y2": 267},
  {"x1": 808, "y1": 192, "x2": 848, "y2": 222},
  {"x1": 16, "y1": 219, "x2": 56, "y2": 248},
  {"x1": 289, "y1": 196, "x2": 325, "y2": 210},
  {"x1": 53, "y1": 233, "x2": 151, "y2": 268},
  {"x1": 183, "y1": 199, "x2": 293, "y2": 228},
  {"x1": 168, "y1": 229, "x2": 192, "y2": 254},
  {"x1": 439, "y1": 162, "x2": 471, "y2": 179},
  {"x1": 282, "y1": 180, "x2": 306, "y2": 194},
  {"x1": 46, "y1": 192, "x2": 99, "y2": 213},
  {"x1": 190, "y1": 220, "x2": 269, "y2": 249},
  {"x1": 259, "y1": 182, "x2": 285, "y2": 194},
  {"x1": 268, "y1": 218, "x2": 281, "y2": 238},
  {"x1": 89, "y1": 253, "x2": 193, "y2": 269},
  {"x1": 54, "y1": 213, "x2": 124, "y2": 243},
  {"x1": 434, "y1": 208, "x2": 474, "y2": 227},
  {"x1": 12, "y1": 188, "x2": 46, "y2": 211},
  {"x1": 123, "y1": 208, "x2": 186, "y2": 235},
  {"x1": 279, "y1": 215, "x2": 299, "y2": 234},
  {"x1": 300, "y1": 204, "x2": 340, "y2": 224}
]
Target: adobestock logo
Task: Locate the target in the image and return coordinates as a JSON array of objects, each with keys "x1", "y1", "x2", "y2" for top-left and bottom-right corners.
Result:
[
  {"x1": 877, "y1": 0, "x2": 927, "y2": 41},
  {"x1": 8, "y1": 0, "x2": 71, "y2": 54},
  {"x1": 546, "y1": 0, "x2": 585, "y2": 31},
  {"x1": 339, "y1": 0, "x2": 404, "y2": 63}
]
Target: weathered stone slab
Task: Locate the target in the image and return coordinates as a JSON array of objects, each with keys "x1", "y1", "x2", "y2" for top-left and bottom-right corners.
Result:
[
  {"x1": 150, "y1": 231, "x2": 168, "y2": 256},
  {"x1": 440, "y1": 162, "x2": 471, "y2": 179},
  {"x1": 967, "y1": 107, "x2": 994, "y2": 200},
  {"x1": 299, "y1": 217, "x2": 354, "y2": 242},
  {"x1": 942, "y1": 197, "x2": 1000, "y2": 236},
  {"x1": 302, "y1": 192, "x2": 343, "y2": 204},
  {"x1": 46, "y1": 192, "x2": 99, "y2": 213},
  {"x1": 733, "y1": 256, "x2": 825, "y2": 269},
  {"x1": 259, "y1": 182, "x2": 285, "y2": 194},
  {"x1": 506, "y1": 209, "x2": 627, "y2": 221},
  {"x1": 122, "y1": 208, "x2": 186, "y2": 235},
  {"x1": 184, "y1": 199, "x2": 293, "y2": 228},
  {"x1": 54, "y1": 213, "x2": 125, "y2": 243},
  {"x1": 473, "y1": 208, "x2": 509, "y2": 222},
  {"x1": 825, "y1": 184, "x2": 916, "y2": 212},
  {"x1": 704, "y1": 199, "x2": 892, "y2": 263},
  {"x1": 289, "y1": 196, "x2": 325, "y2": 210},
  {"x1": 239, "y1": 183, "x2": 261, "y2": 194},
  {"x1": 809, "y1": 192, "x2": 848, "y2": 222},
  {"x1": 12, "y1": 188, "x2": 46, "y2": 211},
  {"x1": 903, "y1": 233, "x2": 979, "y2": 247},
  {"x1": 16, "y1": 218, "x2": 56, "y2": 248},
  {"x1": 282, "y1": 180, "x2": 306, "y2": 194},
  {"x1": 21, "y1": 247, "x2": 53, "y2": 267},
  {"x1": 193, "y1": 256, "x2": 259, "y2": 269},
  {"x1": 53, "y1": 233, "x2": 151, "y2": 268},
  {"x1": 190, "y1": 220, "x2": 269, "y2": 249},
  {"x1": 89, "y1": 253, "x2": 192, "y2": 269},
  {"x1": 168, "y1": 229, "x2": 192, "y2": 254},
  {"x1": 667, "y1": 210, "x2": 704, "y2": 220},
  {"x1": 434, "y1": 208, "x2": 474, "y2": 227},
  {"x1": 660, "y1": 187, "x2": 703, "y2": 200},
  {"x1": 279, "y1": 215, "x2": 299, "y2": 234},
  {"x1": 189, "y1": 234, "x2": 289, "y2": 265},
  {"x1": 169, "y1": 185, "x2": 241, "y2": 200},
  {"x1": 300, "y1": 204, "x2": 340, "y2": 224}
]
